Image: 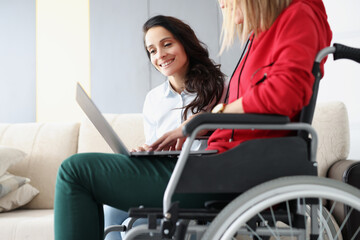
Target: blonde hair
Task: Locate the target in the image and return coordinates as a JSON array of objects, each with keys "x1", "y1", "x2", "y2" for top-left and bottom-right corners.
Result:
[{"x1": 219, "y1": 0, "x2": 292, "y2": 54}]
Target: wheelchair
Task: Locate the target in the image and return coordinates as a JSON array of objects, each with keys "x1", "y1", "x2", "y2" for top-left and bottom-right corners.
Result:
[{"x1": 105, "y1": 44, "x2": 360, "y2": 240}]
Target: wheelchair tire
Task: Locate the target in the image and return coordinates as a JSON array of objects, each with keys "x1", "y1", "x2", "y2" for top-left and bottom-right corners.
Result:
[{"x1": 201, "y1": 176, "x2": 360, "y2": 240}]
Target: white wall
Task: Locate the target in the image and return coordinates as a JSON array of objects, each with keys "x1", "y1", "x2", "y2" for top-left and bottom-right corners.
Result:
[
  {"x1": 0, "y1": 0, "x2": 35, "y2": 123},
  {"x1": 36, "y1": 0, "x2": 90, "y2": 122},
  {"x1": 320, "y1": 0, "x2": 360, "y2": 159}
]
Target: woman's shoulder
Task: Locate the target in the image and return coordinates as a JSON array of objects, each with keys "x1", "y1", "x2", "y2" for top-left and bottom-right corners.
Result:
[
  {"x1": 281, "y1": 0, "x2": 328, "y2": 23},
  {"x1": 270, "y1": 0, "x2": 330, "y2": 42}
]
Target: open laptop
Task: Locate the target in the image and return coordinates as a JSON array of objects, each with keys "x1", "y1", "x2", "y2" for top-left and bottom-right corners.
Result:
[{"x1": 76, "y1": 83, "x2": 217, "y2": 157}]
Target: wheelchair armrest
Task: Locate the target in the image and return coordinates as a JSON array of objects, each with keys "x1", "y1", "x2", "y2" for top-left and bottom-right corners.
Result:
[{"x1": 183, "y1": 113, "x2": 290, "y2": 136}]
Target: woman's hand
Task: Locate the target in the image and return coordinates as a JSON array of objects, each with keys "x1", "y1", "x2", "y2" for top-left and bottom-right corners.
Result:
[
  {"x1": 149, "y1": 111, "x2": 215, "y2": 151},
  {"x1": 148, "y1": 126, "x2": 186, "y2": 151},
  {"x1": 130, "y1": 144, "x2": 150, "y2": 152}
]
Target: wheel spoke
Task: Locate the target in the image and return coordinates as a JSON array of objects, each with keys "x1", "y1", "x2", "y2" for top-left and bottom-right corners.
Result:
[
  {"x1": 285, "y1": 200, "x2": 295, "y2": 239},
  {"x1": 324, "y1": 201, "x2": 342, "y2": 240},
  {"x1": 335, "y1": 207, "x2": 353, "y2": 240},
  {"x1": 270, "y1": 206, "x2": 280, "y2": 238},
  {"x1": 245, "y1": 223, "x2": 263, "y2": 240},
  {"x1": 257, "y1": 213, "x2": 281, "y2": 240},
  {"x1": 318, "y1": 200, "x2": 324, "y2": 240},
  {"x1": 350, "y1": 225, "x2": 360, "y2": 240}
]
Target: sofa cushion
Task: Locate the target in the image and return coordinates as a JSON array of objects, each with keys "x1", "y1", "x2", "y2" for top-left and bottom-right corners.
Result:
[
  {"x1": 312, "y1": 101, "x2": 350, "y2": 177},
  {"x1": 0, "y1": 209, "x2": 54, "y2": 240},
  {"x1": 78, "y1": 113, "x2": 145, "y2": 153},
  {"x1": 0, "y1": 183, "x2": 39, "y2": 212},
  {"x1": 0, "y1": 172, "x2": 29, "y2": 198},
  {"x1": 0, "y1": 122, "x2": 80, "y2": 209}
]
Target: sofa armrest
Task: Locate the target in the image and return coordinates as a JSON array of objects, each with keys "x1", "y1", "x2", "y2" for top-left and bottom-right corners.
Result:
[
  {"x1": 327, "y1": 159, "x2": 360, "y2": 239},
  {"x1": 327, "y1": 159, "x2": 360, "y2": 185}
]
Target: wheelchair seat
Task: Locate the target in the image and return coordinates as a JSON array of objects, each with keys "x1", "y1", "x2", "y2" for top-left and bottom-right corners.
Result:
[{"x1": 176, "y1": 136, "x2": 316, "y2": 194}]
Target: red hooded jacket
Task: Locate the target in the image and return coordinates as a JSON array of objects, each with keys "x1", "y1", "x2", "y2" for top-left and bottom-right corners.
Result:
[{"x1": 208, "y1": 0, "x2": 332, "y2": 153}]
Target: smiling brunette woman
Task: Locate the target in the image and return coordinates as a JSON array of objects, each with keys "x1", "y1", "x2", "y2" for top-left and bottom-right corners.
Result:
[
  {"x1": 103, "y1": 16, "x2": 226, "y2": 240},
  {"x1": 54, "y1": 15, "x2": 226, "y2": 240},
  {"x1": 140, "y1": 15, "x2": 225, "y2": 152}
]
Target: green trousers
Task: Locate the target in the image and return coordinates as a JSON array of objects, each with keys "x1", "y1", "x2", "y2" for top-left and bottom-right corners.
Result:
[{"x1": 54, "y1": 152, "x2": 221, "y2": 240}]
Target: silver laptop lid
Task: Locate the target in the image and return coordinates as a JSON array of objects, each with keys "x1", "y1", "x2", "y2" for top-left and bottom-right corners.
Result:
[{"x1": 76, "y1": 83, "x2": 131, "y2": 156}]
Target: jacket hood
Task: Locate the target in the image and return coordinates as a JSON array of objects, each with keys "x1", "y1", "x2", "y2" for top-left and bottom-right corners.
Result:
[
  {"x1": 292, "y1": 0, "x2": 329, "y2": 23},
  {"x1": 292, "y1": 0, "x2": 332, "y2": 43}
]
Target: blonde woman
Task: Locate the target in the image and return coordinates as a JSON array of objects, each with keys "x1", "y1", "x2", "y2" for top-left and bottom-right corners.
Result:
[
  {"x1": 151, "y1": 0, "x2": 332, "y2": 152},
  {"x1": 54, "y1": 1, "x2": 332, "y2": 239}
]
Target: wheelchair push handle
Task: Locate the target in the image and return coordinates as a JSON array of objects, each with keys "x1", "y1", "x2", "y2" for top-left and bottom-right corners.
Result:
[
  {"x1": 315, "y1": 43, "x2": 360, "y2": 64},
  {"x1": 333, "y1": 43, "x2": 360, "y2": 63}
]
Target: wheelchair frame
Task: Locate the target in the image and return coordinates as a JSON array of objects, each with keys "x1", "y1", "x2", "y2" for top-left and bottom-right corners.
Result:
[{"x1": 106, "y1": 44, "x2": 360, "y2": 240}]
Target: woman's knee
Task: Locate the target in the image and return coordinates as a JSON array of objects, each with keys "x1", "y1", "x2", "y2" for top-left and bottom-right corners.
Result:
[{"x1": 57, "y1": 153, "x2": 100, "y2": 182}]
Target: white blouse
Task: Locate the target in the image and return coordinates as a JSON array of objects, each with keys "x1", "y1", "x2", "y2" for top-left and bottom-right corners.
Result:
[{"x1": 142, "y1": 80, "x2": 208, "y2": 150}]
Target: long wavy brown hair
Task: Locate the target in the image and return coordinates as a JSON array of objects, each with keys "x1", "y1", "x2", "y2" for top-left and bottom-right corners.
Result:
[{"x1": 143, "y1": 15, "x2": 225, "y2": 120}]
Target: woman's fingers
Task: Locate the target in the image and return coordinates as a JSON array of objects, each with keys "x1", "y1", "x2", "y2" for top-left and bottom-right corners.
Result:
[
  {"x1": 149, "y1": 134, "x2": 167, "y2": 151},
  {"x1": 142, "y1": 144, "x2": 150, "y2": 151},
  {"x1": 149, "y1": 127, "x2": 184, "y2": 151},
  {"x1": 130, "y1": 144, "x2": 151, "y2": 152},
  {"x1": 155, "y1": 135, "x2": 177, "y2": 151},
  {"x1": 175, "y1": 137, "x2": 186, "y2": 150},
  {"x1": 138, "y1": 146, "x2": 146, "y2": 152}
]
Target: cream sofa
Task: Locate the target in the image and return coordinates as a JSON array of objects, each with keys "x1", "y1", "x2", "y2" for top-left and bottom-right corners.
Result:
[{"x1": 0, "y1": 102, "x2": 354, "y2": 240}]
